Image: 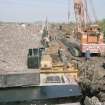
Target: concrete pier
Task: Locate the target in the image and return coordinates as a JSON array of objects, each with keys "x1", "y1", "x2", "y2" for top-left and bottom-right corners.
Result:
[{"x1": 0, "y1": 70, "x2": 40, "y2": 88}]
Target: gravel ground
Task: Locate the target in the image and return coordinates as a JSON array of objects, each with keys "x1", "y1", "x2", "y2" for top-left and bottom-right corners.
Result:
[{"x1": 0, "y1": 23, "x2": 42, "y2": 73}]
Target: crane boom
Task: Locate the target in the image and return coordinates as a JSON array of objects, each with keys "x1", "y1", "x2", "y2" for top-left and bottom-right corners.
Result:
[{"x1": 73, "y1": 0, "x2": 89, "y2": 31}]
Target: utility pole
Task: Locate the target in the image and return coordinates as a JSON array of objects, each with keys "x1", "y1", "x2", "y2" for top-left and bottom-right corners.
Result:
[
  {"x1": 92, "y1": 63, "x2": 96, "y2": 84},
  {"x1": 67, "y1": 0, "x2": 70, "y2": 23},
  {"x1": 45, "y1": 16, "x2": 48, "y2": 30}
]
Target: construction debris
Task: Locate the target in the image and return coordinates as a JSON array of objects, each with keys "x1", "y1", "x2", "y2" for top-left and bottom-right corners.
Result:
[{"x1": 84, "y1": 96, "x2": 101, "y2": 105}]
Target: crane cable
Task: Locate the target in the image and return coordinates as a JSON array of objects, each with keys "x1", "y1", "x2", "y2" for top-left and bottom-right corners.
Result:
[
  {"x1": 73, "y1": 0, "x2": 79, "y2": 31},
  {"x1": 68, "y1": 0, "x2": 71, "y2": 23},
  {"x1": 89, "y1": 0, "x2": 97, "y2": 23},
  {"x1": 83, "y1": 0, "x2": 91, "y2": 25}
]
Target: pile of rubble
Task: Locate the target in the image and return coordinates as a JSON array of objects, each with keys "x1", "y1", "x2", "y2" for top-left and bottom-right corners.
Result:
[
  {"x1": 76, "y1": 59, "x2": 105, "y2": 105},
  {"x1": 84, "y1": 96, "x2": 101, "y2": 105}
]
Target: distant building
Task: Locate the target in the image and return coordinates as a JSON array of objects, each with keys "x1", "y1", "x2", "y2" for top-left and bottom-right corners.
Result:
[{"x1": 21, "y1": 23, "x2": 26, "y2": 28}]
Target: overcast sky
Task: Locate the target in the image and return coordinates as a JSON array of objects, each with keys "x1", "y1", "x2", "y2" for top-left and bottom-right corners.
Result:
[{"x1": 0, "y1": 0, "x2": 105, "y2": 22}]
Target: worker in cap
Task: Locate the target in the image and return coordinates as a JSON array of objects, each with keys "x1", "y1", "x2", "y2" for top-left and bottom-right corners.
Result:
[{"x1": 85, "y1": 48, "x2": 91, "y2": 60}]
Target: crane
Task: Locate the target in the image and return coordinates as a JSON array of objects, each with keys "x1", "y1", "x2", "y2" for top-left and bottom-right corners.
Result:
[{"x1": 73, "y1": 0, "x2": 105, "y2": 56}]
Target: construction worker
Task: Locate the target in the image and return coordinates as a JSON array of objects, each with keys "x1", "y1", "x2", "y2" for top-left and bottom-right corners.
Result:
[
  {"x1": 49, "y1": 35, "x2": 52, "y2": 41},
  {"x1": 58, "y1": 46, "x2": 63, "y2": 57},
  {"x1": 85, "y1": 48, "x2": 91, "y2": 60},
  {"x1": 59, "y1": 25, "x2": 62, "y2": 30},
  {"x1": 45, "y1": 37, "x2": 49, "y2": 47}
]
